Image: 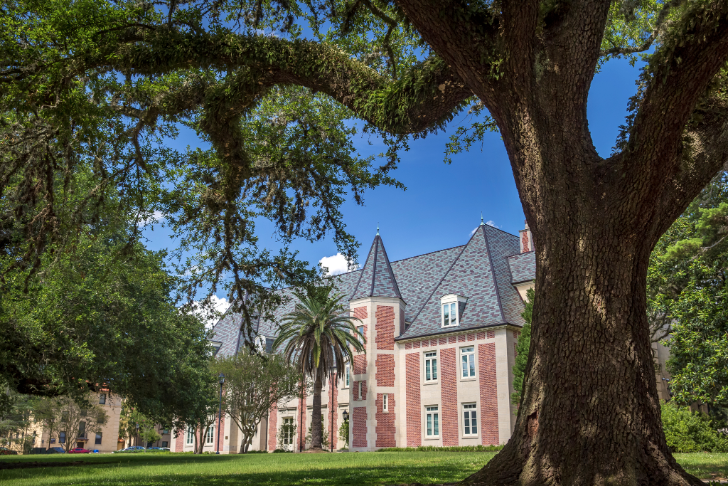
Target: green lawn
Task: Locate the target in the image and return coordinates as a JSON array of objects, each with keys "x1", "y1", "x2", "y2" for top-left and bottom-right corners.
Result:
[{"x1": 0, "y1": 451, "x2": 725, "y2": 485}]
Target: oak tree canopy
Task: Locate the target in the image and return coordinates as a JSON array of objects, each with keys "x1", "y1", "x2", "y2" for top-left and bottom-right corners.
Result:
[{"x1": 3, "y1": 0, "x2": 728, "y2": 484}]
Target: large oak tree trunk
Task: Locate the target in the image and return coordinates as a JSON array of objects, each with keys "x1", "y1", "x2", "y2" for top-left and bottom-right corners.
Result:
[
  {"x1": 311, "y1": 372, "x2": 323, "y2": 450},
  {"x1": 463, "y1": 220, "x2": 701, "y2": 485}
]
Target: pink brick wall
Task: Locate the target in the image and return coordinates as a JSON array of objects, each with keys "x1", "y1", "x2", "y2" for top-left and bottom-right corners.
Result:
[
  {"x1": 375, "y1": 393, "x2": 396, "y2": 448},
  {"x1": 375, "y1": 354, "x2": 395, "y2": 387},
  {"x1": 353, "y1": 380, "x2": 368, "y2": 401},
  {"x1": 406, "y1": 353, "x2": 421, "y2": 447},
  {"x1": 175, "y1": 427, "x2": 184, "y2": 452},
  {"x1": 353, "y1": 306, "x2": 368, "y2": 320},
  {"x1": 352, "y1": 407, "x2": 368, "y2": 448},
  {"x1": 487, "y1": 330, "x2": 495, "y2": 339},
  {"x1": 376, "y1": 306, "x2": 395, "y2": 350},
  {"x1": 478, "y1": 343, "x2": 499, "y2": 445},
  {"x1": 440, "y1": 347, "x2": 459, "y2": 446},
  {"x1": 267, "y1": 402, "x2": 277, "y2": 451}
]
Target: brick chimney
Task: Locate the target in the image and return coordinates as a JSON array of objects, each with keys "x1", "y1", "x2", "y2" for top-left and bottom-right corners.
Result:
[{"x1": 519, "y1": 221, "x2": 533, "y2": 253}]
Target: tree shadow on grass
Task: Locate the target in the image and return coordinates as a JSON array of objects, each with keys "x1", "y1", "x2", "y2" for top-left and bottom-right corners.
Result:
[{"x1": 0, "y1": 455, "x2": 484, "y2": 485}]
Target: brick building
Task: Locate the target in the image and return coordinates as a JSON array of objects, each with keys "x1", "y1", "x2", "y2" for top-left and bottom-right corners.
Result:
[{"x1": 181, "y1": 220, "x2": 671, "y2": 453}]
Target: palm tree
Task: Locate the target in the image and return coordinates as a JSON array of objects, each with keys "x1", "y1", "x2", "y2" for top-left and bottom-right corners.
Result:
[{"x1": 272, "y1": 285, "x2": 365, "y2": 451}]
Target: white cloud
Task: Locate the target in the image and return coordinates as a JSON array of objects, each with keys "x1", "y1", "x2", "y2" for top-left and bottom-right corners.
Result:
[
  {"x1": 319, "y1": 253, "x2": 352, "y2": 276},
  {"x1": 191, "y1": 295, "x2": 231, "y2": 329},
  {"x1": 137, "y1": 210, "x2": 165, "y2": 227},
  {"x1": 470, "y1": 227, "x2": 478, "y2": 237}
]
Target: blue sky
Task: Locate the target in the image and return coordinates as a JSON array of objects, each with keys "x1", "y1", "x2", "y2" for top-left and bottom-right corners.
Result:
[{"x1": 142, "y1": 57, "x2": 643, "y2": 307}]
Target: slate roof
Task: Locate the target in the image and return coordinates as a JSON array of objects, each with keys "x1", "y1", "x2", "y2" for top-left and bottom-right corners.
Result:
[
  {"x1": 211, "y1": 224, "x2": 533, "y2": 351},
  {"x1": 350, "y1": 235, "x2": 402, "y2": 301},
  {"x1": 507, "y1": 251, "x2": 536, "y2": 283}
]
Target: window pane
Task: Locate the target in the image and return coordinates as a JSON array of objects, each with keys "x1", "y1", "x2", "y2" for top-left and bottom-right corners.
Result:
[
  {"x1": 425, "y1": 360, "x2": 431, "y2": 381},
  {"x1": 462, "y1": 354, "x2": 468, "y2": 378},
  {"x1": 426, "y1": 414, "x2": 432, "y2": 436},
  {"x1": 434, "y1": 413, "x2": 439, "y2": 436},
  {"x1": 472, "y1": 412, "x2": 478, "y2": 433},
  {"x1": 469, "y1": 355, "x2": 475, "y2": 377},
  {"x1": 443, "y1": 304, "x2": 450, "y2": 326},
  {"x1": 432, "y1": 359, "x2": 438, "y2": 380},
  {"x1": 464, "y1": 411, "x2": 470, "y2": 435},
  {"x1": 451, "y1": 303, "x2": 457, "y2": 325}
]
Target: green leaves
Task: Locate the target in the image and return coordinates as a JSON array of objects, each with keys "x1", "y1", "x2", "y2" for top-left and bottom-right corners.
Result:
[{"x1": 647, "y1": 172, "x2": 728, "y2": 406}]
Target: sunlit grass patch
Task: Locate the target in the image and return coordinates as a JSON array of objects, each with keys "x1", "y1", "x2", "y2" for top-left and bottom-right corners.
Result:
[{"x1": 0, "y1": 451, "x2": 725, "y2": 485}]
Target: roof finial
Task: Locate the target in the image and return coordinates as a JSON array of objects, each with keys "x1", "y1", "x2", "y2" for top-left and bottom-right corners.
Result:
[
  {"x1": 377, "y1": 223, "x2": 380, "y2": 235},
  {"x1": 480, "y1": 212, "x2": 484, "y2": 226}
]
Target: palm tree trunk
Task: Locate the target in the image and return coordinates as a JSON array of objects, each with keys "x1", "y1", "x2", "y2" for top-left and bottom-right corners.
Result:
[{"x1": 311, "y1": 372, "x2": 323, "y2": 450}]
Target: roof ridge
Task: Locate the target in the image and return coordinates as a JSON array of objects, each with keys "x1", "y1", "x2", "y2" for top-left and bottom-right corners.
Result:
[
  {"x1": 369, "y1": 236, "x2": 379, "y2": 297},
  {"x1": 350, "y1": 238, "x2": 375, "y2": 299},
  {"x1": 481, "y1": 225, "x2": 507, "y2": 324},
  {"x1": 378, "y1": 237, "x2": 403, "y2": 299},
  {"x1": 406, "y1": 233, "x2": 472, "y2": 328}
]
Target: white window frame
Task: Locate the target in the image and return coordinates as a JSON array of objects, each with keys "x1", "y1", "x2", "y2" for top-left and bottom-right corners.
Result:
[
  {"x1": 424, "y1": 351, "x2": 438, "y2": 383},
  {"x1": 205, "y1": 425, "x2": 214, "y2": 444},
  {"x1": 383, "y1": 394, "x2": 389, "y2": 413},
  {"x1": 358, "y1": 381, "x2": 363, "y2": 400},
  {"x1": 461, "y1": 346, "x2": 476, "y2": 379},
  {"x1": 425, "y1": 406, "x2": 439, "y2": 438},
  {"x1": 186, "y1": 425, "x2": 195, "y2": 445},
  {"x1": 463, "y1": 403, "x2": 478, "y2": 437},
  {"x1": 441, "y1": 294, "x2": 467, "y2": 328}
]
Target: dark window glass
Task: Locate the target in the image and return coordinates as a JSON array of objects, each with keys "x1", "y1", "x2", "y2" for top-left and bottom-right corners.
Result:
[{"x1": 95, "y1": 433, "x2": 102, "y2": 445}]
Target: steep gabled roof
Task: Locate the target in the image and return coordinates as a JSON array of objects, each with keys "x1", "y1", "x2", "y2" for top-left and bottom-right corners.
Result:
[
  {"x1": 397, "y1": 224, "x2": 522, "y2": 339},
  {"x1": 350, "y1": 235, "x2": 402, "y2": 301}
]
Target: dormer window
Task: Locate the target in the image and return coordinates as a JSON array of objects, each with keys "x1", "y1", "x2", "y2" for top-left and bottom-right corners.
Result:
[{"x1": 441, "y1": 294, "x2": 467, "y2": 328}]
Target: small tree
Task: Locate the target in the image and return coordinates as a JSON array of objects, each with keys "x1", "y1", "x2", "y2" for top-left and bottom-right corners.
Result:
[
  {"x1": 338, "y1": 420, "x2": 349, "y2": 449},
  {"x1": 213, "y1": 351, "x2": 301, "y2": 453},
  {"x1": 36, "y1": 395, "x2": 107, "y2": 452}
]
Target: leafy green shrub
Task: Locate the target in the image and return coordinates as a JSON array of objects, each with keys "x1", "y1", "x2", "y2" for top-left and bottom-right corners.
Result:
[
  {"x1": 338, "y1": 421, "x2": 349, "y2": 448},
  {"x1": 273, "y1": 448, "x2": 292, "y2": 453},
  {"x1": 662, "y1": 401, "x2": 728, "y2": 453},
  {"x1": 376, "y1": 445, "x2": 504, "y2": 452}
]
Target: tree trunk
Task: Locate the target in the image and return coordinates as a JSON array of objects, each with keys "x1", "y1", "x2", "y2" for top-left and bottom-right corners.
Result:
[
  {"x1": 311, "y1": 372, "x2": 323, "y2": 450},
  {"x1": 463, "y1": 216, "x2": 703, "y2": 485}
]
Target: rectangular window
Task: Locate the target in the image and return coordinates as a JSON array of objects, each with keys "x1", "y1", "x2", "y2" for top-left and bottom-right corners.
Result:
[
  {"x1": 424, "y1": 352, "x2": 438, "y2": 382},
  {"x1": 186, "y1": 425, "x2": 195, "y2": 445},
  {"x1": 61, "y1": 411, "x2": 69, "y2": 423},
  {"x1": 99, "y1": 393, "x2": 106, "y2": 405},
  {"x1": 442, "y1": 302, "x2": 458, "y2": 327},
  {"x1": 463, "y1": 404, "x2": 478, "y2": 436},
  {"x1": 95, "y1": 432, "x2": 102, "y2": 445},
  {"x1": 461, "y1": 347, "x2": 476, "y2": 378},
  {"x1": 59, "y1": 431, "x2": 66, "y2": 444},
  {"x1": 383, "y1": 394, "x2": 389, "y2": 412},
  {"x1": 162, "y1": 441, "x2": 169, "y2": 448},
  {"x1": 425, "y1": 406, "x2": 439, "y2": 437},
  {"x1": 282, "y1": 417, "x2": 294, "y2": 446},
  {"x1": 345, "y1": 364, "x2": 350, "y2": 388},
  {"x1": 357, "y1": 326, "x2": 365, "y2": 344},
  {"x1": 205, "y1": 426, "x2": 214, "y2": 444},
  {"x1": 357, "y1": 381, "x2": 362, "y2": 400},
  {"x1": 78, "y1": 421, "x2": 86, "y2": 438}
]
